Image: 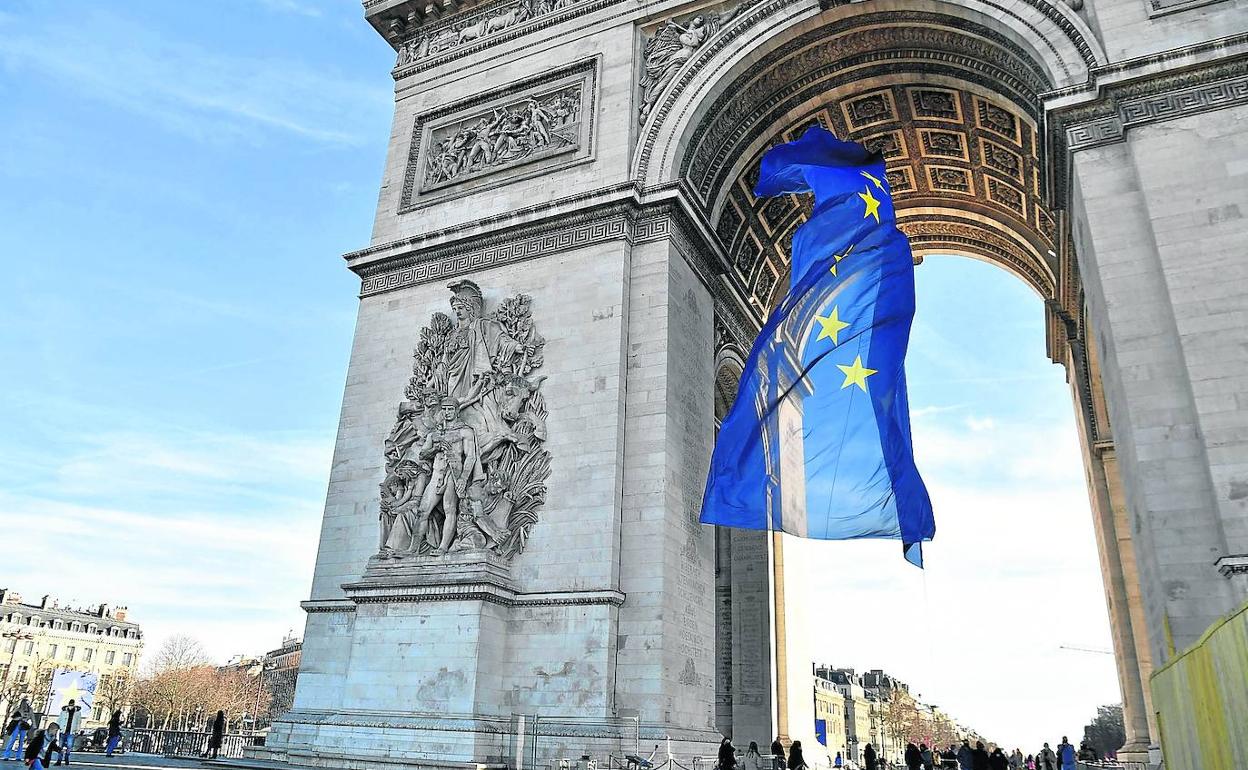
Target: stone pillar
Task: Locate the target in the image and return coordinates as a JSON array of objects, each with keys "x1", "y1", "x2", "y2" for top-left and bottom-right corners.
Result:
[
  {"x1": 1069, "y1": 337, "x2": 1155, "y2": 758},
  {"x1": 1069, "y1": 130, "x2": 1241, "y2": 668}
]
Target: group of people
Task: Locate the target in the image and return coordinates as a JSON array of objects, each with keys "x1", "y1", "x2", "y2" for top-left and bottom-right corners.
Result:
[
  {"x1": 2, "y1": 699, "x2": 124, "y2": 768},
  {"x1": 898, "y1": 737, "x2": 1089, "y2": 770},
  {"x1": 716, "y1": 738, "x2": 813, "y2": 770},
  {"x1": 713, "y1": 735, "x2": 1091, "y2": 770}
]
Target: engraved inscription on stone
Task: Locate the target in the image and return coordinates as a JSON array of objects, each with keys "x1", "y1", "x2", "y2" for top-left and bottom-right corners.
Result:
[{"x1": 377, "y1": 280, "x2": 551, "y2": 561}]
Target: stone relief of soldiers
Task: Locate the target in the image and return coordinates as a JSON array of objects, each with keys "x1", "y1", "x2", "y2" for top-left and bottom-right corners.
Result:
[
  {"x1": 638, "y1": 5, "x2": 743, "y2": 124},
  {"x1": 376, "y1": 279, "x2": 551, "y2": 561},
  {"x1": 396, "y1": 0, "x2": 588, "y2": 66},
  {"x1": 424, "y1": 90, "x2": 580, "y2": 188}
]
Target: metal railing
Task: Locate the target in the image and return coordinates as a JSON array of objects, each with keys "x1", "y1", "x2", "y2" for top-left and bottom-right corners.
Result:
[{"x1": 125, "y1": 728, "x2": 257, "y2": 759}]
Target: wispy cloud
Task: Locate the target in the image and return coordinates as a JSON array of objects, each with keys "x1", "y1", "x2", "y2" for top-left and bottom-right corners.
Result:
[
  {"x1": 0, "y1": 9, "x2": 390, "y2": 146},
  {"x1": 0, "y1": 396, "x2": 332, "y2": 661}
]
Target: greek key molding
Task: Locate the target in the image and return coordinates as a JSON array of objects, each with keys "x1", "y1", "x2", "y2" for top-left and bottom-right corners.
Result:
[
  {"x1": 399, "y1": 57, "x2": 598, "y2": 213},
  {"x1": 360, "y1": 212, "x2": 631, "y2": 296},
  {"x1": 1064, "y1": 74, "x2": 1248, "y2": 151}
]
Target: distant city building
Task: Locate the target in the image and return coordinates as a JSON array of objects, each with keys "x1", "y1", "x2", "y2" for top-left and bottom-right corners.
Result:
[
  {"x1": 813, "y1": 676, "x2": 848, "y2": 763},
  {"x1": 816, "y1": 666, "x2": 987, "y2": 765},
  {"x1": 0, "y1": 589, "x2": 143, "y2": 728},
  {"x1": 815, "y1": 667, "x2": 873, "y2": 765},
  {"x1": 261, "y1": 633, "x2": 301, "y2": 721}
]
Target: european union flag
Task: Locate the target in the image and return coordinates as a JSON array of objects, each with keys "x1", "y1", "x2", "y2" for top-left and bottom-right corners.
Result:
[{"x1": 700, "y1": 126, "x2": 935, "y2": 566}]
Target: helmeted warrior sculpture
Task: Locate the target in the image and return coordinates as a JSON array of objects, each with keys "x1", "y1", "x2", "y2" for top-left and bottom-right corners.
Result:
[{"x1": 377, "y1": 280, "x2": 550, "y2": 559}]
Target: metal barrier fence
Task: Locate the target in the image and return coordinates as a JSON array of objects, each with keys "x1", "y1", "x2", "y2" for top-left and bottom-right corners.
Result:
[{"x1": 126, "y1": 728, "x2": 257, "y2": 759}]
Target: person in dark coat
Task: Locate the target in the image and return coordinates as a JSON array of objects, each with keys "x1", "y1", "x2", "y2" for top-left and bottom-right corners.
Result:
[
  {"x1": 864, "y1": 743, "x2": 878, "y2": 770},
  {"x1": 718, "y1": 738, "x2": 737, "y2": 770},
  {"x1": 207, "y1": 711, "x2": 225, "y2": 760},
  {"x1": 24, "y1": 723, "x2": 61, "y2": 770},
  {"x1": 787, "y1": 741, "x2": 807, "y2": 770},
  {"x1": 2, "y1": 699, "x2": 33, "y2": 760},
  {"x1": 104, "y1": 711, "x2": 123, "y2": 757},
  {"x1": 988, "y1": 748, "x2": 1008, "y2": 770},
  {"x1": 956, "y1": 741, "x2": 974, "y2": 770},
  {"x1": 904, "y1": 743, "x2": 921, "y2": 770},
  {"x1": 971, "y1": 742, "x2": 990, "y2": 770},
  {"x1": 771, "y1": 739, "x2": 786, "y2": 770}
]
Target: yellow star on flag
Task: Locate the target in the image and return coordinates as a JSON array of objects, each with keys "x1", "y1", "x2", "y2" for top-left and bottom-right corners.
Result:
[
  {"x1": 814, "y1": 307, "x2": 851, "y2": 345},
  {"x1": 823, "y1": 243, "x2": 853, "y2": 275},
  {"x1": 860, "y1": 170, "x2": 885, "y2": 191},
  {"x1": 858, "y1": 186, "x2": 881, "y2": 223},
  {"x1": 837, "y1": 355, "x2": 877, "y2": 392}
]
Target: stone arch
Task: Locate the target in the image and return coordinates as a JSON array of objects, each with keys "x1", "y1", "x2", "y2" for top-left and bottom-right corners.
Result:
[
  {"x1": 634, "y1": 0, "x2": 1103, "y2": 190},
  {"x1": 636, "y1": 0, "x2": 1098, "y2": 362}
]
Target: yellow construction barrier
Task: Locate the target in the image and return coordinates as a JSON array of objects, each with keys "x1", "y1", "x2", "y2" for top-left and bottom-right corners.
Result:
[{"x1": 1150, "y1": 597, "x2": 1248, "y2": 770}]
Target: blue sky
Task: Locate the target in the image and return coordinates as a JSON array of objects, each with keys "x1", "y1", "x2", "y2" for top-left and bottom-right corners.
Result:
[{"x1": 0, "y1": 0, "x2": 1117, "y2": 753}]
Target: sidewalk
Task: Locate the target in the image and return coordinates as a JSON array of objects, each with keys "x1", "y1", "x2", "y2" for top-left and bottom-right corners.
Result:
[{"x1": 45, "y1": 756, "x2": 212, "y2": 770}]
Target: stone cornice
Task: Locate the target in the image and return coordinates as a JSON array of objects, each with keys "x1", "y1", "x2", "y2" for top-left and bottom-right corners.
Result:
[
  {"x1": 300, "y1": 598, "x2": 357, "y2": 614},
  {"x1": 1045, "y1": 40, "x2": 1248, "y2": 204}
]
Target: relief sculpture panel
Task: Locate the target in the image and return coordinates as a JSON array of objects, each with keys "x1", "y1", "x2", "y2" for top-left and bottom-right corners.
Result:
[
  {"x1": 377, "y1": 280, "x2": 551, "y2": 561},
  {"x1": 401, "y1": 59, "x2": 597, "y2": 210}
]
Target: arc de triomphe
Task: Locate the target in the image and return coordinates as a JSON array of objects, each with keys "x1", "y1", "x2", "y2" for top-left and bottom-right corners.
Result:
[{"x1": 258, "y1": 0, "x2": 1248, "y2": 766}]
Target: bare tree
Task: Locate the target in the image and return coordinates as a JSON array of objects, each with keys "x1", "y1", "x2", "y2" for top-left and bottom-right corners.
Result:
[{"x1": 145, "y1": 636, "x2": 210, "y2": 675}]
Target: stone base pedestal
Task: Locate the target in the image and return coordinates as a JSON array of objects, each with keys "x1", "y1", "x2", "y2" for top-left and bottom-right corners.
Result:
[{"x1": 259, "y1": 550, "x2": 720, "y2": 769}]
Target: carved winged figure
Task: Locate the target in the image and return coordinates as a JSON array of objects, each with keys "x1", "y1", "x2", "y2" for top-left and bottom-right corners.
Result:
[{"x1": 638, "y1": 6, "x2": 743, "y2": 124}]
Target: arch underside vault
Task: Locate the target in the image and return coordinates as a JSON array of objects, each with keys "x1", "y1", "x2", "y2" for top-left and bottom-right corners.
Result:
[{"x1": 651, "y1": 8, "x2": 1087, "y2": 365}]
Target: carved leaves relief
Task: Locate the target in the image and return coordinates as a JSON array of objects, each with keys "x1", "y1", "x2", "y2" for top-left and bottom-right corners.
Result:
[{"x1": 378, "y1": 280, "x2": 551, "y2": 562}]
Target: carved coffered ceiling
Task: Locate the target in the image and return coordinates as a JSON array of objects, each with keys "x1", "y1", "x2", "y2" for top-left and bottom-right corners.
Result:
[{"x1": 714, "y1": 83, "x2": 1059, "y2": 315}]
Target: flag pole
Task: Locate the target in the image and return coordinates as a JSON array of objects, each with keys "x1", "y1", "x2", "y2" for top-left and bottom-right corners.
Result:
[{"x1": 771, "y1": 530, "x2": 789, "y2": 744}]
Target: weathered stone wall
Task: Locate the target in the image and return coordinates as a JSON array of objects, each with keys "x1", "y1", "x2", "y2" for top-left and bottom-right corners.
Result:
[{"x1": 1068, "y1": 101, "x2": 1248, "y2": 662}]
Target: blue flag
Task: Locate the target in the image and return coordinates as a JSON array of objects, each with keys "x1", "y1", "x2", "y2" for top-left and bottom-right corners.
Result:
[{"x1": 700, "y1": 126, "x2": 934, "y2": 566}]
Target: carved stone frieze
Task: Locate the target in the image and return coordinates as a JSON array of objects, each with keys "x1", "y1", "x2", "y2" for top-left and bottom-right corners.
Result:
[
  {"x1": 401, "y1": 59, "x2": 597, "y2": 210},
  {"x1": 395, "y1": 0, "x2": 589, "y2": 68},
  {"x1": 376, "y1": 280, "x2": 551, "y2": 562},
  {"x1": 422, "y1": 86, "x2": 582, "y2": 192}
]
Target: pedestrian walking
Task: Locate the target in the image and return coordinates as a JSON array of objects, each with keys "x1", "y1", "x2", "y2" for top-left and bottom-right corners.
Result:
[
  {"x1": 24, "y1": 723, "x2": 60, "y2": 770},
  {"x1": 207, "y1": 710, "x2": 226, "y2": 760},
  {"x1": 772, "y1": 739, "x2": 787, "y2": 770},
  {"x1": 956, "y1": 741, "x2": 973, "y2": 770},
  {"x1": 834, "y1": 752, "x2": 843, "y2": 768},
  {"x1": 940, "y1": 746, "x2": 957, "y2": 769},
  {"x1": 746, "y1": 742, "x2": 765, "y2": 770},
  {"x1": 920, "y1": 744, "x2": 934, "y2": 770},
  {"x1": 987, "y1": 748, "x2": 1008, "y2": 770},
  {"x1": 1036, "y1": 744, "x2": 1056, "y2": 770},
  {"x1": 787, "y1": 741, "x2": 807, "y2": 770},
  {"x1": 1008, "y1": 750, "x2": 1022, "y2": 770},
  {"x1": 864, "y1": 744, "x2": 878, "y2": 770},
  {"x1": 1055, "y1": 738, "x2": 1074, "y2": 770},
  {"x1": 2, "y1": 699, "x2": 33, "y2": 761},
  {"x1": 904, "y1": 743, "x2": 921, "y2": 770},
  {"x1": 104, "y1": 711, "x2": 123, "y2": 757},
  {"x1": 971, "y1": 742, "x2": 989, "y2": 770},
  {"x1": 719, "y1": 738, "x2": 738, "y2": 770},
  {"x1": 54, "y1": 700, "x2": 80, "y2": 766}
]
